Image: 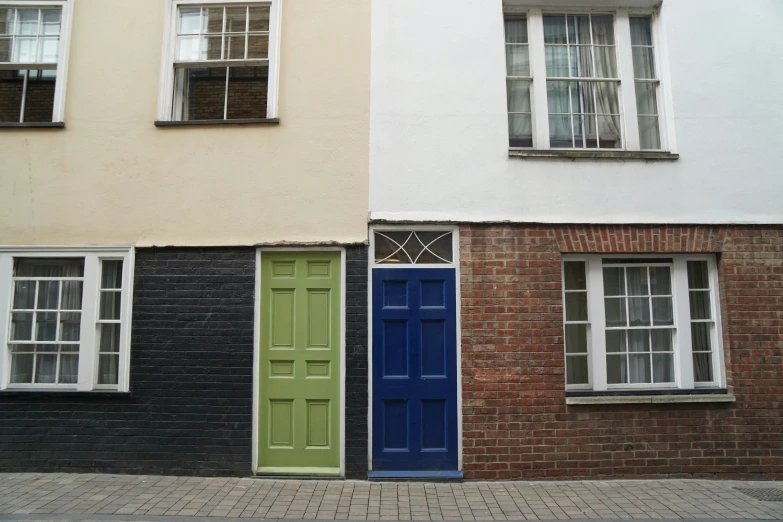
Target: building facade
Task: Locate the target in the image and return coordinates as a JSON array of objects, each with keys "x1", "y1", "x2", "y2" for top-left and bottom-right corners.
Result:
[
  {"x1": 367, "y1": 0, "x2": 783, "y2": 479},
  {"x1": 0, "y1": 0, "x2": 370, "y2": 477}
]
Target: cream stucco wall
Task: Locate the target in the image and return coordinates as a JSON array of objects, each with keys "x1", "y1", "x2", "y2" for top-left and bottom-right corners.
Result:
[{"x1": 0, "y1": 0, "x2": 370, "y2": 246}]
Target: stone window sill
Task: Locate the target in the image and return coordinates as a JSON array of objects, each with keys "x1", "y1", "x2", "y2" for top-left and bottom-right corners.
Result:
[
  {"x1": 155, "y1": 118, "x2": 280, "y2": 127},
  {"x1": 566, "y1": 389, "x2": 734, "y2": 405},
  {"x1": 0, "y1": 122, "x2": 65, "y2": 129},
  {"x1": 509, "y1": 149, "x2": 679, "y2": 161},
  {"x1": 0, "y1": 390, "x2": 131, "y2": 399}
]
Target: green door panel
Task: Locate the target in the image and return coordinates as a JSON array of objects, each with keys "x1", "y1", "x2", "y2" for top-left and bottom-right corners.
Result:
[{"x1": 259, "y1": 251, "x2": 341, "y2": 473}]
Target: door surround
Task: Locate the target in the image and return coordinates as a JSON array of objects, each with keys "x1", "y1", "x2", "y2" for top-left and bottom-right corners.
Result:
[
  {"x1": 252, "y1": 247, "x2": 346, "y2": 476},
  {"x1": 367, "y1": 225, "x2": 462, "y2": 473}
]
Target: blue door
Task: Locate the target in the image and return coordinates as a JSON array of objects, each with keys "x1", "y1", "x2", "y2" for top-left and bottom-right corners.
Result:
[{"x1": 372, "y1": 268, "x2": 458, "y2": 473}]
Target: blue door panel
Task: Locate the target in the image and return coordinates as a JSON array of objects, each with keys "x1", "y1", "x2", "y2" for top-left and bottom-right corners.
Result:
[{"x1": 372, "y1": 268, "x2": 458, "y2": 472}]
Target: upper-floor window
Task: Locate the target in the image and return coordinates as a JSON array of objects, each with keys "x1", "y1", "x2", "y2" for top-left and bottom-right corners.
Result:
[
  {"x1": 157, "y1": 0, "x2": 281, "y2": 122},
  {"x1": 504, "y1": 10, "x2": 671, "y2": 151},
  {"x1": 562, "y1": 255, "x2": 725, "y2": 392},
  {"x1": 0, "y1": 2, "x2": 71, "y2": 124},
  {"x1": 0, "y1": 248, "x2": 134, "y2": 391}
]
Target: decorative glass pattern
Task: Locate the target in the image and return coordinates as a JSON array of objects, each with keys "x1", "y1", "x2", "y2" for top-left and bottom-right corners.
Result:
[{"x1": 374, "y1": 231, "x2": 453, "y2": 265}]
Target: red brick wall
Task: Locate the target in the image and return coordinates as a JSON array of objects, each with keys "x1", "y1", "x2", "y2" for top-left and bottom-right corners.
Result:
[{"x1": 460, "y1": 224, "x2": 783, "y2": 479}]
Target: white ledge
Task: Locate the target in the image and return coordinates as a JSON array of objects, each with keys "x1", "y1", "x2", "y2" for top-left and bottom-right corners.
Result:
[{"x1": 566, "y1": 394, "x2": 736, "y2": 405}]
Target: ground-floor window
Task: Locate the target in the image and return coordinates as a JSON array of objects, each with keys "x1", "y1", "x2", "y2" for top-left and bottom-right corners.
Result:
[
  {"x1": 0, "y1": 248, "x2": 133, "y2": 391},
  {"x1": 562, "y1": 254, "x2": 724, "y2": 391}
]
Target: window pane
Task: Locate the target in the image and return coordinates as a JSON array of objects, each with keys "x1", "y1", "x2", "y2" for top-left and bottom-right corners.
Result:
[
  {"x1": 689, "y1": 290, "x2": 711, "y2": 320},
  {"x1": 567, "y1": 15, "x2": 590, "y2": 45},
  {"x1": 10, "y1": 312, "x2": 33, "y2": 341},
  {"x1": 37, "y1": 280, "x2": 59, "y2": 309},
  {"x1": 99, "y1": 291, "x2": 122, "y2": 320},
  {"x1": 61, "y1": 281, "x2": 83, "y2": 310},
  {"x1": 628, "y1": 297, "x2": 651, "y2": 326},
  {"x1": 638, "y1": 115, "x2": 661, "y2": 150},
  {"x1": 202, "y1": 7, "x2": 222, "y2": 33},
  {"x1": 225, "y1": 6, "x2": 247, "y2": 33},
  {"x1": 18, "y1": 9, "x2": 38, "y2": 35},
  {"x1": 649, "y1": 266, "x2": 670, "y2": 294},
  {"x1": 0, "y1": 69, "x2": 22, "y2": 122},
  {"x1": 59, "y1": 353, "x2": 78, "y2": 384},
  {"x1": 508, "y1": 80, "x2": 531, "y2": 113},
  {"x1": 179, "y1": 7, "x2": 201, "y2": 34},
  {"x1": 627, "y1": 329, "x2": 650, "y2": 352},
  {"x1": 176, "y1": 35, "x2": 201, "y2": 61},
  {"x1": 549, "y1": 115, "x2": 572, "y2": 148},
  {"x1": 226, "y1": 66, "x2": 269, "y2": 119},
  {"x1": 13, "y1": 281, "x2": 35, "y2": 309},
  {"x1": 566, "y1": 355, "x2": 588, "y2": 385},
  {"x1": 635, "y1": 82, "x2": 658, "y2": 116},
  {"x1": 506, "y1": 45, "x2": 529, "y2": 76},
  {"x1": 226, "y1": 34, "x2": 246, "y2": 60},
  {"x1": 13, "y1": 36, "x2": 36, "y2": 61},
  {"x1": 173, "y1": 67, "x2": 227, "y2": 121},
  {"x1": 41, "y1": 9, "x2": 61, "y2": 35},
  {"x1": 247, "y1": 34, "x2": 268, "y2": 59},
  {"x1": 505, "y1": 19, "x2": 527, "y2": 43},
  {"x1": 651, "y1": 328, "x2": 673, "y2": 352},
  {"x1": 545, "y1": 45, "x2": 569, "y2": 77},
  {"x1": 15, "y1": 258, "x2": 84, "y2": 277},
  {"x1": 36, "y1": 312, "x2": 57, "y2": 341},
  {"x1": 59, "y1": 312, "x2": 80, "y2": 342},
  {"x1": 626, "y1": 267, "x2": 648, "y2": 295},
  {"x1": 22, "y1": 71, "x2": 56, "y2": 123},
  {"x1": 628, "y1": 354, "x2": 651, "y2": 383},
  {"x1": 35, "y1": 353, "x2": 57, "y2": 383},
  {"x1": 10, "y1": 353, "x2": 34, "y2": 383},
  {"x1": 563, "y1": 261, "x2": 586, "y2": 290},
  {"x1": 508, "y1": 114, "x2": 532, "y2": 147},
  {"x1": 597, "y1": 115, "x2": 621, "y2": 149},
  {"x1": 652, "y1": 353, "x2": 674, "y2": 383},
  {"x1": 248, "y1": 5, "x2": 270, "y2": 32},
  {"x1": 604, "y1": 297, "x2": 626, "y2": 327},
  {"x1": 546, "y1": 81, "x2": 570, "y2": 113},
  {"x1": 591, "y1": 15, "x2": 615, "y2": 45},
  {"x1": 543, "y1": 15, "x2": 567, "y2": 44},
  {"x1": 204, "y1": 35, "x2": 222, "y2": 60},
  {"x1": 38, "y1": 37, "x2": 59, "y2": 62},
  {"x1": 101, "y1": 261, "x2": 123, "y2": 289},
  {"x1": 630, "y1": 17, "x2": 652, "y2": 46},
  {"x1": 569, "y1": 45, "x2": 593, "y2": 77},
  {"x1": 691, "y1": 322, "x2": 712, "y2": 352},
  {"x1": 687, "y1": 261, "x2": 710, "y2": 289},
  {"x1": 693, "y1": 352, "x2": 713, "y2": 382},
  {"x1": 603, "y1": 267, "x2": 625, "y2": 296},
  {"x1": 565, "y1": 324, "x2": 587, "y2": 354},
  {"x1": 606, "y1": 354, "x2": 625, "y2": 384},
  {"x1": 0, "y1": 8, "x2": 15, "y2": 35},
  {"x1": 632, "y1": 47, "x2": 656, "y2": 79},
  {"x1": 565, "y1": 292, "x2": 587, "y2": 321},
  {"x1": 99, "y1": 323, "x2": 121, "y2": 353},
  {"x1": 593, "y1": 46, "x2": 617, "y2": 78},
  {"x1": 98, "y1": 354, "x2": 119, "y2": 385},
  {"x1": 652, "y1": 297, "x2": 673, "y2": 326},
  {"x1": 605, "y1": 330, "x2": 626, "y2": 353}
]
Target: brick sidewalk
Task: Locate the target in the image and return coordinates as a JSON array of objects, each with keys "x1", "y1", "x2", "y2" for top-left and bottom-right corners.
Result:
[{"x1": 0, "y1": 474, "x2": 782, "y2": 521}]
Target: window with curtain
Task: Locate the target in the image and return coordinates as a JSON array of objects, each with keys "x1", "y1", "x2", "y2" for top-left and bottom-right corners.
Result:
[
  {"x1": 504, "y1": 11, "x2": 669, "y2": 151},
  {"x1": 0, "y1": 250, "x2": 133, "y2": 391},
  {"x1": 0, "y1": 3, "x2": 67, "y2": 123},
  {"x1": 562, "y1": 255, "x2": 724, "y2": 391}
]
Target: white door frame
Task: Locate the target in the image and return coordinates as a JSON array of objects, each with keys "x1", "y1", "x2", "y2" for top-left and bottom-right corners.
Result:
[
  {"x1": 367, "y1": 225, "x2": 462, "y2": 472},
  {"x1": 252, "y1": 246, "x2": 346, "y2": 476}
]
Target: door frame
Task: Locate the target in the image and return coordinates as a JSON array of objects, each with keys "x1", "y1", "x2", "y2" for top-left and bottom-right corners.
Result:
[
  {"x1": 367, "y1": 225, "x2": 462, "y2": 472},
  {"x1": 252, "y1": 247, "x2": 346, "y2": 476}
]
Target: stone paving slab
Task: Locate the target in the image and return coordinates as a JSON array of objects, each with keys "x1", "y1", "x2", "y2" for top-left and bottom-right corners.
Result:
[{"x1": 0, "y1": 474, "x2": 781, "y2": 521}]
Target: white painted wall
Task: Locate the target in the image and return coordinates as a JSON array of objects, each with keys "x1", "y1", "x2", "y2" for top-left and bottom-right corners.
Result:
[{"x1": 370, "y1": 0, "x2": 783, "y2": 224}]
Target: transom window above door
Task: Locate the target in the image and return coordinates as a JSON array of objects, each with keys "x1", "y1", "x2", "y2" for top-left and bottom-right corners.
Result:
[
  {"x1": 157, "y1": 0, "x2": 281, "y2": 123},
  {"x1": 374, "y1": 231, "x2": 455, "y2": 265},
  {"x1": 504, "y1": 9, "x2": 670, "y2": 152}
]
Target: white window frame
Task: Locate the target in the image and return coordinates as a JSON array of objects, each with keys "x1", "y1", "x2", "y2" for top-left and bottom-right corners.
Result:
[
  {"x1": 505, "y1": 6, "x2": 677, "y2": 152},
  {"x1": 0, "y1": 246, "x2": 134, "y2": 392},
  {"x1": 156, "y1": 0, "x2": 282, "y2": 121},
  {"x1": 0, "y1": 0, "x2": 74, "y2": 123},
  {"x1": 562, "y1": 254, "x2": 725, "y2": 392}
]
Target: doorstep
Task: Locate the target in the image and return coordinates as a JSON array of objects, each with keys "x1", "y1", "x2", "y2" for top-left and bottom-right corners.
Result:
[{"x1": 368, "y1": 470, "x2": 464, "y2": 481}]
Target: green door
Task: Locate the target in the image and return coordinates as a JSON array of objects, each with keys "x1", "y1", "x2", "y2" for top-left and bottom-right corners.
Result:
[{"x1": 258, "y1": 251, "x2": 341, "y2": 475}]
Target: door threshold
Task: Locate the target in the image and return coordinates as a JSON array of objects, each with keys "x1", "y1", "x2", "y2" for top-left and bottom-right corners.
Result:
[
  {"x1": 256, "y1": 466, "x2": 342, "y2": 478},
  {"x1": 368, "y1": 470, "x2": 463, "y2": 481}
]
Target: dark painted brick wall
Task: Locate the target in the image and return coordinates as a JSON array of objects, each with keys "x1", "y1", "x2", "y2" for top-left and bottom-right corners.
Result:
[
  {"x1": 345, "y1": 246, "x2": 369, "y2": 479},
  {"x1": 0, "y1": 246, "x2": 370, "y2": 477}
]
